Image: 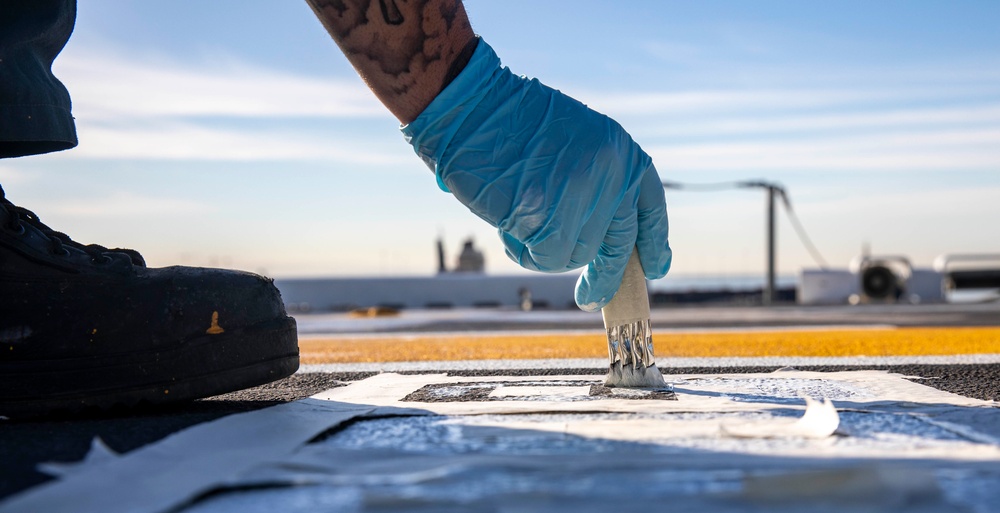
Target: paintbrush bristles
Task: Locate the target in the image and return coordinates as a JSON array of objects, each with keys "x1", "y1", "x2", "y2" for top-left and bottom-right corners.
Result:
[
  {"x1": 604, "y1": 318, "x2": 667, "y2": 388},
  {"x1": 607, "y1": 360, "x2": 666, "y2": 388},
  {"x1": 606, "y1": 318, "x2": 656, "y2": 370}
]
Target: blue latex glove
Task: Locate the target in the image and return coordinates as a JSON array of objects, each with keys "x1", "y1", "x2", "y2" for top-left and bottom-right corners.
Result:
[{"x1": 402, "y1": 38, "x2": 671, "y2": 312}]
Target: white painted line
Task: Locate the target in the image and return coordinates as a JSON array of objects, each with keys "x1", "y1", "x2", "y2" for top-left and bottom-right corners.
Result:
[
  {"x1": 309, "y1": 372, "x2": 1000, "y2": 461},
  {"x1": 312, "y1": 373, "x2": 446, "y2": 405},
  {"x1": 313, "y1": 370, "x2": 995, "y2": 417},
  {"x1": 0, "y1": 400, "x2": 375, "y2": 513},
  {"x1": 673, "y1": 370, "x2": 994, "y2": 409}
]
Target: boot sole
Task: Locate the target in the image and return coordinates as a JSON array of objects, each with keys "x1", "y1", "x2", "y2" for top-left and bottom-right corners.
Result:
[{"x1": 0, "y1": 316, "x2": 298, "y2": 418}]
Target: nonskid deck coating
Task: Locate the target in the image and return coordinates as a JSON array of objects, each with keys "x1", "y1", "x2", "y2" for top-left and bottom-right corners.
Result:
[
  {"x1": 298, "y1": 326, "x2": 1000, "y2": 363},
  {"x1": 232, "y1": 372, "x2": 1000, "y2": 512},
  {"x1": 7, "y1": 304, "x2": 1000, "y2": 512},
  {"x1": 8, "y1": 371, "x2": 995, "y2": 513}
]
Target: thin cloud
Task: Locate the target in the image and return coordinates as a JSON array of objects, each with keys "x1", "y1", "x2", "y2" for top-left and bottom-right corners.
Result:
[
  {"x1": 44, "y1": 191, "x2": 219, "y2": 217},
  {"x1": 54, "y1": 52, "x2": 387, "y2": 121},
  {"x1": 58, "y1": 120, "x2": 414, "y2": 164},
  {"x1": 646, "y1": 105, "x2": 1000, "y2": 138},
  {"x1": 0, "y1": 166, "x2": 31, "y2": 185},
  {"x1": 640, "y1": 40, "x2": 707, "y2": 65},
  {"x1": 649, "y1": 128, "x2": 1000, "y2": 172},
  {"x1": 797, "y1": 185, "x2": 1000, "y2": 219},
  {"x1": 577, "y1": 87, "x2": 983, "y2": 116},
  {"x1": 45, "y1": 51, "x2": 415, "y2": 164}
]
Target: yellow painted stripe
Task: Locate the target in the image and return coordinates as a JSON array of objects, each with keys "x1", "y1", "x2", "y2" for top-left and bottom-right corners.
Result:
[{"x1": 299, "y1": 327, "x2": 1000, "y2": 364}]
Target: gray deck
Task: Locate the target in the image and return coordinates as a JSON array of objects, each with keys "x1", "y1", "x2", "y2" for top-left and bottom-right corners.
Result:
[{"x1": 2, "y1": 303, "x2": 998, "y2": 512}]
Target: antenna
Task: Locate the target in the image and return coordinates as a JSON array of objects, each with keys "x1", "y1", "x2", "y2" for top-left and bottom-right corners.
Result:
[{"x1": 662, "y1": 180, "x2": 829, "y2": 305}]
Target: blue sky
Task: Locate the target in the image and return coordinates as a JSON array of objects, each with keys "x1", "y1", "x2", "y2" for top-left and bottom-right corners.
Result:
[{"x1": 2, "y1": 1, "x2": 998, "y2": 279}]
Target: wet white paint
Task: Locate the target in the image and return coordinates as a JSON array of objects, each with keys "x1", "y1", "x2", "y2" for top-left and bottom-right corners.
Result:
[
  {"x1": 489, "y1": 385, "x2": 592, "y2": 399},
  {"x1": 675, "y1": 376, "x2": 875, "y2": 403},
  {"x1": 721, "y1": 397, "x2": 839, "y2": 439}
]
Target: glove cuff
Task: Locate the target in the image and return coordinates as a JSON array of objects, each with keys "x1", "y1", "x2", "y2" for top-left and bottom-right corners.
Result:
[{"x1": 400, "y1": 37, "x2": 503, "y2": 193}]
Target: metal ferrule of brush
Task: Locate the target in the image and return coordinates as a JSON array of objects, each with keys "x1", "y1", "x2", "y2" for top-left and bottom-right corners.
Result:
[{"x1": 606, "y1": 318, "x2": 656, "y2": 370}]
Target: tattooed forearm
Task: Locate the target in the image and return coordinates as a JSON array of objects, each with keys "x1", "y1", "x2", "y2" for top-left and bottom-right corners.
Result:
[{"x1": 306, "y1": 0, "x2": 475, "y2": 123}]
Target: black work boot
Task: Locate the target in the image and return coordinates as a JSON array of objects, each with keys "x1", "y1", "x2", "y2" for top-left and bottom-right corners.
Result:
[{"x1": 0, "y1": 185, "x2": 298, "y2": 417}]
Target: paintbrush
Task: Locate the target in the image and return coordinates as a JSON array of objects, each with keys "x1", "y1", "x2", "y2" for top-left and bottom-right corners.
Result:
[{"x1": 602, "y1": 247, "x2": 667, "y2": 387}]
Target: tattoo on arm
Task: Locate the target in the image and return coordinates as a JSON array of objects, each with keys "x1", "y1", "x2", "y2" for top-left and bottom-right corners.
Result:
[
  {"x1": 307, "y1": 0, "x2": 475, "y2": 123},
  {"x1": 379, "y1": 0, "x2": 404, "y2": 25},
  {"x1": 442, "y1": 36, "x2": 478, "y2": 89}
]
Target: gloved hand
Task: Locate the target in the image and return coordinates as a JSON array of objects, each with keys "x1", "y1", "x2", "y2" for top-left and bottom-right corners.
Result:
[{"x1": 402, "y1": 38, "x2": 671, "y2": 312}]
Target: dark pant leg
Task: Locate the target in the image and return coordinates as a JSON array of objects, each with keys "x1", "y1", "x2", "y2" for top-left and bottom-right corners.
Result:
[{"x1": 0, "y1": 0, "x2": 77, "y2": 158}]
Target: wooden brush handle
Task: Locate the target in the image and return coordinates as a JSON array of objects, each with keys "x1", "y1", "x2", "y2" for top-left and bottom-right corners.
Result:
[{"x1": 601, "y1": 247, "x2": 650, "y2": 328}]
